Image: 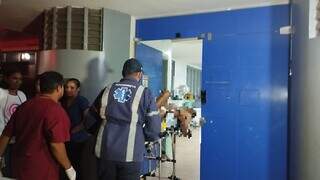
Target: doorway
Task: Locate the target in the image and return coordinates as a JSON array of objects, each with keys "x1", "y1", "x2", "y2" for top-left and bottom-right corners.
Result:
[{"x1": 136, "y1": 38, "x2": 203, "y2": 180}]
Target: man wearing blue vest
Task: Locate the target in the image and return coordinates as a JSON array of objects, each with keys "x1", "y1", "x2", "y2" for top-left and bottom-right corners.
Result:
[{"x1": 92, "y1": 58, "x2": 161, "y2": 180}]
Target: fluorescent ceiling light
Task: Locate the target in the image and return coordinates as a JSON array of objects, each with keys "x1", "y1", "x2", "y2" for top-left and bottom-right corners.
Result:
[{"x1": 21, "y1": 53, "x2": 31, "y2": 61}]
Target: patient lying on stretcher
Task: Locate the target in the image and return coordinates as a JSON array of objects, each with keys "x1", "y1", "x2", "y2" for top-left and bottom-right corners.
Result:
[{"x1": 156, "y1": 90, "x2": 196, "y2": 137}]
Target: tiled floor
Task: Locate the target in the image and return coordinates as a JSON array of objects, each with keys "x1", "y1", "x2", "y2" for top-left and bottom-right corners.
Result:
[{"x1": 146, "y1": 128, "x2": 201, "y2": 180}]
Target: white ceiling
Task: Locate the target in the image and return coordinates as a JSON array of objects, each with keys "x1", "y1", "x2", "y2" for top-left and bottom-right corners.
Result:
[
  {"x1": 142, "y1": 40, "x2": 172, "y2": 55},
  {"x1": 142, "y1": 39, "x2": 203, "y2": 68},
  {"x1": 0, "y1": 0, "x2": 288, "y2": 30}
]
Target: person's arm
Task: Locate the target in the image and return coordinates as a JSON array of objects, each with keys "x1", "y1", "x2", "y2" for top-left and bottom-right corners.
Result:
[
  {"x1": 143, "y1": 89, "x2": 161, "y2": 142},
  {"x1": 70, "y1": 97, "x2": 90, "y2": 134},
  {"x1": 83, "y1": 89, "x2": 105, "y2": 134},
  {"x1": 45, "y1": 106, "x2": 76, "y2": 180},
  {"x1": 0, "y1": 110, "x2": 16, "y2": 174},
  {"x1": 156, "y1": 90, "x2": 170, "y2": 108},
  {"x1": 91, "y1": 89, "x2": 104, "y2": 115},
  {"x1": 50, "y1": 143, "x2": 76, "y2": 180},
  {"x1": 50, "y1": 142, "x2": 71, "y2": 169},
  {"x1": 71, "y1": 109, "x2": 89, "y2": 134},
  {"x1": 0, "y1": 109, "x2": 16, "y2": 157},
  {"x1": 0, "y1": 135, "x2": 9, "y2": 176},
  {"x1": 0, "y1": 135, "x2": 10, "y2": 157}
]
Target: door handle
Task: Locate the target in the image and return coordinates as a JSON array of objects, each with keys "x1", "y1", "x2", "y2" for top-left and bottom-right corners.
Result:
[{"x1": 201, "y1": 90, "x2": 206, "y2": 104}]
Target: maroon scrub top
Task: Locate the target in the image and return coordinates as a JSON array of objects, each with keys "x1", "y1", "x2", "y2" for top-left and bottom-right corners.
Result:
[{"x1": 2, "y1": 96, "x2": 70, "y2": 180}]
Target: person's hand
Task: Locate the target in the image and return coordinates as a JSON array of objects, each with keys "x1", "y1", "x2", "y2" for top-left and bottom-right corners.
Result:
[
  {"x1": 156, "y1": 90, "x2": 170, "y2": 108},
  {"x1": 65, "y1": 166, "x2": 76, "y2": 180},
  {"x1": 159, "y1": 106, "x2": 167, "y2": 118}
]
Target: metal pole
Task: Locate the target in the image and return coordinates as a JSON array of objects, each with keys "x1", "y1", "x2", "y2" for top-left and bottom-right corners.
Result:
[
  {"x1": 159, "y1": 139, "x2": 161, "y2": 180},
  {"x1": 172, "y1": 132, "x2": 176, "y2": 179}
]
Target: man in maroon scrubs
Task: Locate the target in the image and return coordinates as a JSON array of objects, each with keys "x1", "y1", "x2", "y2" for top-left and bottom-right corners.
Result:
[{"x1": 0, "y1": 71, "x2": 76, "y2": 180}]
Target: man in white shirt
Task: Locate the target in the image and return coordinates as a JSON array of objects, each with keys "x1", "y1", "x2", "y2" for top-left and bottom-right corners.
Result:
[
  {"x1": 0, "y1": 89, "x2": 26, "y2": 133},
  {"x1": 0, "y1": 67, "x2": 26, "y2": 177}
]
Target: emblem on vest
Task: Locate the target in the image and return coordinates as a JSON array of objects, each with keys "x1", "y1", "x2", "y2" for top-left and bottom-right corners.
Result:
[{"x1": 113, "y1": 87, "x2": 132, "y2": 103}]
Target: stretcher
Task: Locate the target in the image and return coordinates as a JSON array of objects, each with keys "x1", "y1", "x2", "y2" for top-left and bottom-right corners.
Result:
[
  {"x1": 141, "y1": 140, "x2": 161, "y2": 180},
  {"x1": 140, "y1": 90, "x2": 195, "y2": 179},
  {"x1": 141, "y1": 126, "x2": 187, "y2": 180}
]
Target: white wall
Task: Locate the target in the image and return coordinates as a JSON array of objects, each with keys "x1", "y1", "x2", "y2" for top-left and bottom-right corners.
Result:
[
  {"x1": 173, "y1": 59, "x2": 202, "y2": 89},
  {"x1": 129, "y1": 16, "x2": 136, "y2": 58},
  {"x1": 38, "y1": 9, "x2": 133, "y2": 103},
  {"x1": 291, "y1": 0, "x2": 320, "y2": 180},
  {"x1": 103, "y1": 9, "x2": 132, "y2": 84},
  {"x1": 38, "y1": 50, "x2": 107, "y2": 102},
  {"x1": 174, "y1": 60, "x2": 202, "y2": 88},
  {"x1": 309, "y1": 0, "x2": 318, "y2": 39},
  {"x1": 173, "y1": 60, "x2": 187, "y2": 89}
]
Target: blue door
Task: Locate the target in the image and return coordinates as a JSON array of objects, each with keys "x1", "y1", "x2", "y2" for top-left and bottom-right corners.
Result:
[
  {"x1": 135, "y1": 43, "x2": 164, "y2": 176},
  {"x1": 135, "y1": 43, "x2": 163, "y2": 97},
  {"x1": 201, "y1": 32, "x2": 289, "y2": 180},
  {"x1": 136, "y1": 5, "x2": 289, "y2": 180}
]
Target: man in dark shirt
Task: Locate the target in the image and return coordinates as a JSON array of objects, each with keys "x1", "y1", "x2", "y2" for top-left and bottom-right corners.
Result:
[{"x1": 92, "y1": 58, "x2": 161, "y2": 180}]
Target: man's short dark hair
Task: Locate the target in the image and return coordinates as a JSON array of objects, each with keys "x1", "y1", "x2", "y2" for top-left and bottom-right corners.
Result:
[
  {"x1": 0, "y1": 67, "x2": 22, "y2": 89},
  {"x1": 122, "y1": 58, "x2": 143, "y2": 77},
  {"x1": 66, "y1": 78, "x2": 81, "y2": 88},
  {"x1": 3, "y1": 67, "x2": 22, "y2": 77},
  {"x1": 39, "y1": 71, "x2": 64, "y2": 94}
]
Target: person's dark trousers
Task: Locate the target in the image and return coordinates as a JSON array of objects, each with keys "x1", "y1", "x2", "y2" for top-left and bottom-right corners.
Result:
[
  {"x1": 2, "y1": 144, "x2": 14, "y2": 178},
  {"x1": 61, "y1": 140, "x2": 88, "y2": 180},
  {"x1": 81, "y1": 135, "x2": 99, "y2": 180},
  {"x1": 99, "y1": 160, "x2": 141, "y2": 180}
]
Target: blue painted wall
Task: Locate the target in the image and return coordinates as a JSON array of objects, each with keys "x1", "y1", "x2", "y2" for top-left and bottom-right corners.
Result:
[
  {"x1": 137, "y1": 5, "x2": 289, "y2": 180},
  {"x1": 136, "y1": 43, "x2": 163, "y2": 97}
]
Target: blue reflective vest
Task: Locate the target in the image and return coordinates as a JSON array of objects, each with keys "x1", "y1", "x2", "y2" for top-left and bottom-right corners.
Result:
[{"x1": 95, "y1": 77, "x2": 161, "y2": 162}]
